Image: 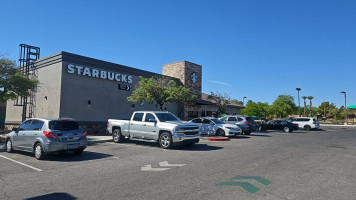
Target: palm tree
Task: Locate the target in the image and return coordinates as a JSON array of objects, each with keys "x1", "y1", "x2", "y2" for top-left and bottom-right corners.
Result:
[
  {"x1": 302, "y1": 96, "x2": 307, "y2": 116},
  {"x1": 307, "y1": 96, "x2": 314, "y2": 117}
]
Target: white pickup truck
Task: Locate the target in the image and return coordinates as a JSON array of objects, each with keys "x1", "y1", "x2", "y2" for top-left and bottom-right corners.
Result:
[{"x1": 107, "y1": 111, "x2": 200, "y2": 149}]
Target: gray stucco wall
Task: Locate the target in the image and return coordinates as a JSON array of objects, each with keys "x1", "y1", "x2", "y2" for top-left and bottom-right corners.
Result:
[
  {"x1": 5, "y1": 53, "x2": 62, "y2": 124},
  {"x1": 5, "y1": 51, "x2": 183, "y2": 130},
  {"x1": 59, "y1": 52, "x2": 178, "y2": 122}
]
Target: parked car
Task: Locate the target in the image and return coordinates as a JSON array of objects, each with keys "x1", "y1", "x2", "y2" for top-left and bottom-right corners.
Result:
[
  {"x1": 5, "y1": 118, "x2": 87, "y2": 160},
  {"x1": 258, "y1": 120, "x2": 298, "y2": 133},
  {"x1": 219, "y1": 115, "x2": 257, "y2": 135},
  {"x1": 107, "y1": 111, "x2": 200, "y2": 149},
  {"x1": 289, "y1": 117, "x2": 320, "y2": 131},
  {"x1": 190, "y1": 117, "x2": 241, "y2": 136}
]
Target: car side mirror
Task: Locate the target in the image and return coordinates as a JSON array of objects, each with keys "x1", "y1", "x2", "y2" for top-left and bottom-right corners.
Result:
[{"x1": 148, "y1": 119, "x2": 157, "y2": 123}]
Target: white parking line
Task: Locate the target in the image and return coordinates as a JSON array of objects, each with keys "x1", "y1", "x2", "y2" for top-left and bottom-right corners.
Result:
[{"x1": 0, "y1": 155, "x2": 42, "y2": 172}]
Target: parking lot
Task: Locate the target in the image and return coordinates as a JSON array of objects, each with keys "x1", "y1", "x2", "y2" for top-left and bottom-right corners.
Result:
[{"x1": 1, "y1": 126, "x2": 356, "y2": 200}]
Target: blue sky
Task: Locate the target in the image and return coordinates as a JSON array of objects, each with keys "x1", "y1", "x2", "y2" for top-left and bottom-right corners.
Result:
[{"x1": 1, "y1": 0, "x2": 355, "y2": 108}]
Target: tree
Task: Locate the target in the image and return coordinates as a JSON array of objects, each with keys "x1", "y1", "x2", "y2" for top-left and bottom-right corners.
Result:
[
  {"x1": 231, "y1": 99, "x2": 243, "y2": 105},
  {"x1": 127, "y1": 76, "x2": 195, "y2": 111},
  {"x1": 270, "y1": 95, "x2": 296, "y2": 118},
  {"x1": 307, "y1": 96, "x2": 314, "y2": 117},
  {"x1": 302, "y1": 96, "x2": 307, "y2": 117},
  {"x1": 207, "y1": 91, "x2": 231, "y2": 117},
  {"x1": 0, "y1": 57, "x2": 39, "y2": 103},
  {"x1": 243, "y1": 100, "x2": 269, "y2": 119}
]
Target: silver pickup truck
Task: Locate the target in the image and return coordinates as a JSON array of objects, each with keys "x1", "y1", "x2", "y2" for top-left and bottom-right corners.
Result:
[{"x1": 107, "y1": 111, "x2": 200, "y2": 149}]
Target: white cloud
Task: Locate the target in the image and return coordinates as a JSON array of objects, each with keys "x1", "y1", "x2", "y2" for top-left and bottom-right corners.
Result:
[{"x1": 207, "y1": 80, "x2": 231, "y2": 86}]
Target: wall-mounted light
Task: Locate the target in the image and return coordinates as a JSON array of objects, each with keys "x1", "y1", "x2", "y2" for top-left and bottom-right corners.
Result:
[
  {"x1": 44, "y1": 96, "x2": 47, "y2": 100},
  {"x1": 88, "y1": 100, "x2": 91, "y2": 105}
]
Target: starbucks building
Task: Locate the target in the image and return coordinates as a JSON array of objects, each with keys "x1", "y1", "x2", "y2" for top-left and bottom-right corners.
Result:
[{"x1": 5, "y1": 51, "x2": 242, "y2": 134}]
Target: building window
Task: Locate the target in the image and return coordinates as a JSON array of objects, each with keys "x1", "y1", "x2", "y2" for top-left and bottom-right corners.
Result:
[{"x1": 188, "y1": 111, "x2": 198, "y2": 120}]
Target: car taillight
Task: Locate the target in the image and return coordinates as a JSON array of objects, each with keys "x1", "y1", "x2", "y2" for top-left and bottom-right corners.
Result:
[
  {"x1": 244, "y1": 122, "x2": 250, "y2": 125},
  {"x1": 107, "y1": 121, "x2": 109, "y2": 127},
  {"x1": 43, "y1": 131, "x2": 57, "y2": 139},
  {"x1": 82, "y1": 130, "x2": 87, "y2": 137},
  {"x1": 294, "y1": 124, "x2": 298, "y2": 127}
]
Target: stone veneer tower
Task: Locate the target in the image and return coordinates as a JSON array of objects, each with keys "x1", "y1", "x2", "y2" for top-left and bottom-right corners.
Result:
[
  {"x1": 162, "y1": 61, "x2": 202, "y2": 98},
  {"x1": 163, "y1": 61, "x2": 202, "y2": 119}
]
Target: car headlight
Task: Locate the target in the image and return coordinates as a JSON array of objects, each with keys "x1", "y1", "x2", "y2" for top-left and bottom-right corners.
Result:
[{"x1": 175, "y1": 127, "x2": 184, "y2": 133}]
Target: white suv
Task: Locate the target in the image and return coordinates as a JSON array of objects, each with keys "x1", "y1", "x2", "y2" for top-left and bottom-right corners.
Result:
[{"x1": 289, "y1": 117, "x2": 320, "y2": 131}]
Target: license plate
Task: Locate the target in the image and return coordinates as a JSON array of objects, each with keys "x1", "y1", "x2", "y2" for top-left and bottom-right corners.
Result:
[{"x1": 67, "y1": 144, "x2": 78, "y2": 149}]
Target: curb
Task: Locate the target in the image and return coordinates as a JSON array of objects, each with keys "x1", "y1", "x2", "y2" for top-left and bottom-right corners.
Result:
[{"x1": 207, "y1": 137, "x2": 230, "y2": 141}]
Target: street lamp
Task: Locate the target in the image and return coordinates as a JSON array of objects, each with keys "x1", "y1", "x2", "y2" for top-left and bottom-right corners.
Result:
[
  {"x1": 340, "y1": 91, "x2": 347, "y2": 125},
  {"x1": 296, "y1": 88, "x2": 301, "y2": 117},
  {"x1": 242, "y1": 96, "x2": 247, "y2": 106}
]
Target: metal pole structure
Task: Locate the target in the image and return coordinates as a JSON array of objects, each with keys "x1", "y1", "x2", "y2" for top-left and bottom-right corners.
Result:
[
  {"x1": 242, "y1": 96, "x2": 246, "y2": 106},
  {"x1": 296, "y1": 88, "x2": 301, "y2": 117},
  {"x1": 340, "y1": 91, "x2": 347, "y2": 125}
]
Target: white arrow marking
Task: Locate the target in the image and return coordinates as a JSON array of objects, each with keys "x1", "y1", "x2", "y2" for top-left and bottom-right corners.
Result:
[
  {"x1": 159, "y1": 161, "x2": 186, "y2": 167},
  {"x1": 141, "y1": 165, "x2": 170, "y2": 171}
]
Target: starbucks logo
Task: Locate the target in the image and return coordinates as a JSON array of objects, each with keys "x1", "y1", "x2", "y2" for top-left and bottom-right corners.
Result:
[{"x1": 191, "y1": 72, "x2": 198, "y2": 83}]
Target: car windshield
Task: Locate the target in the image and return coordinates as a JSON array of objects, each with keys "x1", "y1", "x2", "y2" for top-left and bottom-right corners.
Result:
[
  {"x1": 49, "y1": 120, "x2": 80, "y2": 131},
  {"x1": 155, "y1": 113, "x2": 180, "y2": 122},
  {"x1": 210, "y1": 119, "x2": 224, "y2": 124}
]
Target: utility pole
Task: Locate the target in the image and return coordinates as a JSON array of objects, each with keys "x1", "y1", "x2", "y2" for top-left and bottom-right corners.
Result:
[
  {"x1": 296, "y1": 88, "x2": 301, "y2": 117},
  {"x1": 340, "y1": 91, "x2": 347, "y2": 125}
]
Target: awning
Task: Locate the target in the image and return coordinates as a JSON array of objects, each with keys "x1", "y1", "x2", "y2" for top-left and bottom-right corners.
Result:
[
  {"x1": 195, "y1": 99, "x2": 213, "y2": 105},
  {"x1": 348, "y1": 105, "x2": 356, "y2": 109}
]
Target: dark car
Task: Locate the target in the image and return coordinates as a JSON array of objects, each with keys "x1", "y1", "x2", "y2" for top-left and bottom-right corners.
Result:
[
  {"x1": 220, "y1": 115, "x2": 257, "y2": 135},
  {"x1": 258, "y1": 120, "x2": 298, "y2": 133}
]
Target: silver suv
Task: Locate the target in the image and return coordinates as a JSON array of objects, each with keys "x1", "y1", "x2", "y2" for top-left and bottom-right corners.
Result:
[
  {"x1": 5, "y1": 118, "x2": 87, "y2": 160},
  {"x1": 220, "y1": 115, "x2": 257, "y2": 135},
  {"x1": 289, "y1": 117, "x2": 320, "y2": 131}
]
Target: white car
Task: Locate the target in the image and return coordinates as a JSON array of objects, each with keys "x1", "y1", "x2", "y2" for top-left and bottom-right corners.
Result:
[
  {"x1": 190, "y1": 117, "x2": 242, "y2": 136},
  {"x1": 289, "y1": 117, "x2": 320, "y2": 131}
]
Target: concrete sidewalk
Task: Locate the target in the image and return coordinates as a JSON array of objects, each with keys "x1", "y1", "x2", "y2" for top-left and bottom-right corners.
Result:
[
  {"x1": 320, "y1": 124, "x2": 356, "y2": 127},
  {"x1": 87, "y1": 135, "x2": 113, "y2": 145}
]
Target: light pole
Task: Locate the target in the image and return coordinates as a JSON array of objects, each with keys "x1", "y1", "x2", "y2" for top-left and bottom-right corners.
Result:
[
  {"x1": 340, "y1": 91, "x2": 347, "y2": 125},
  {"x1": 296, "y1": 88, "x2": 301, "y2": 117},
  {"x1": 242, "y1": 96, "x2": 247, "y2": 106}
]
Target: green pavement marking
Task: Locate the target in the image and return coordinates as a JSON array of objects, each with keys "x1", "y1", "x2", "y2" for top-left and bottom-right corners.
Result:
[
  {"x1": 217, "y1": 182, "x2": 260, "y2": 194},
  {"x1": 233, "y1": 176, "x2": 271, "y2": 185}
]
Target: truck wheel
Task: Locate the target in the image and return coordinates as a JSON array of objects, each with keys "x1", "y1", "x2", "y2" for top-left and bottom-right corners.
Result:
[
  {"x1": 113, "y1": 129, "x2": 124, "y2": 143},
  {"x1": 159, "y1": 132, "x2": 173, "y2": 149}
]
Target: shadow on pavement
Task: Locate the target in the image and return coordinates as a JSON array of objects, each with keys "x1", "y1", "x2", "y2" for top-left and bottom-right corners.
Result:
[
  {"x1": 43, "y1": 151, "x2": 114, "y2": 162},
  {"x1": 173, "y1": 143, "x2": 223, "y2": 151},
  {"x1": 118, "y1": 140, "x2": 223, "y2": 151},
  {"x1": 26, "y1": 193, "x2": 77, "y2": 200},
  {"x1": 87, "y1": 139, "x2": 113, "y2": 146},
  {"x1": 248, "y1": 134, "x2": 272, "y2": 137}
]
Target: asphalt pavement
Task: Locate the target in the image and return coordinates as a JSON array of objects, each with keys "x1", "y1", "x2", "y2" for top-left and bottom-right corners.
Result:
[{"x1": 0, "y1": 126, "x2": 355, "y2": 200}]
